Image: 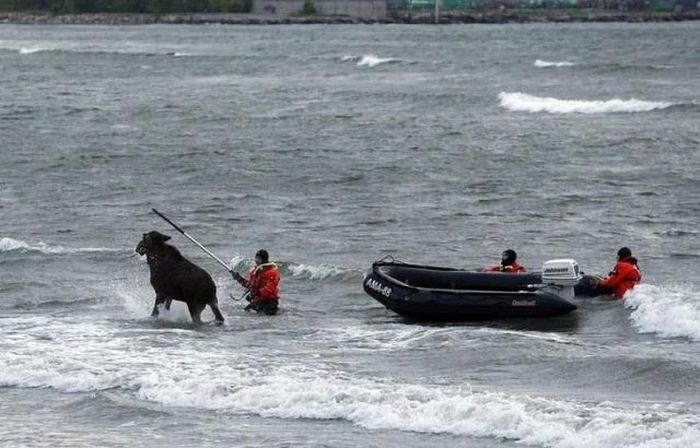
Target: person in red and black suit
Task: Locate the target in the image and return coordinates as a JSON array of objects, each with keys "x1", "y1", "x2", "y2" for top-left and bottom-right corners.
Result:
[{"x1": 596, "y1": 247, "x2": 641, "y2": 299}]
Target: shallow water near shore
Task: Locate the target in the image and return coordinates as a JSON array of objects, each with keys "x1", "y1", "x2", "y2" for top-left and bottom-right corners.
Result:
[{"x1": 1, "y1": 23, "x2": 700, "y2": 447}]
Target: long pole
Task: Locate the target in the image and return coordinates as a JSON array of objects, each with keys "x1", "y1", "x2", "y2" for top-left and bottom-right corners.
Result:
[{"x1": 151, "y1": 208, "x2": 233, "y2": 274}]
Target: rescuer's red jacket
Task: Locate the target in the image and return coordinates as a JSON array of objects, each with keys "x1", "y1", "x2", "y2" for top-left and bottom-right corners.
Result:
[
  {"x1": 243, "y1": 263, "x2": 281, "y2": 304},
  {"x1": 598, "y1": 257, "x2": 641, "y2": 299}
]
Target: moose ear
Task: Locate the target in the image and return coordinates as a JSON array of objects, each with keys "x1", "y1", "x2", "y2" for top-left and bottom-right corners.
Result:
[{"x1": 147, "y1": 231, "x2": 170, "y2": 243}]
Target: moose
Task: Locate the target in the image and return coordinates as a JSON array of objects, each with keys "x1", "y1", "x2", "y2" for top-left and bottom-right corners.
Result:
[{"x1": 135, "y1": 231, "x2": 224, "y2": 324}]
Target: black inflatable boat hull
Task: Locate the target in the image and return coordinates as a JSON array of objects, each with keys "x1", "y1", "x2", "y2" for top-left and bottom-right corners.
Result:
[{"x1": 363, "y1": 261, "x2": 585, "y2": 321}]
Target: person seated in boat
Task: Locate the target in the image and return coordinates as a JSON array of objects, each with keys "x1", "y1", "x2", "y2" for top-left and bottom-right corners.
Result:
[
  {"x1": 485, "y1": 249, "x2": 527, "y2": 273},
  {"x1": 232, "y1": 249, "x2": 281, "y2": 315},
  {"x1": 594, "y1": 247, "x2": 641, "y2": 299}
]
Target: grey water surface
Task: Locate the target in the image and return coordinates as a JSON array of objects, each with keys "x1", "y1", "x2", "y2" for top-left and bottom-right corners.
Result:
[{"x1": 1, "y1": 23, "x2": 699, "y2": 447}]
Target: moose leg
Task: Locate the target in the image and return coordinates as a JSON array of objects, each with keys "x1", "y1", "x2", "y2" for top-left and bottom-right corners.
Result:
[
  {"x1": 187, "y1": 302, "x2": 206, "y2": 324},
  {"x1": 164, "y1": 298, "x2": 173, "y2": 311},
  {"x1": 209, "y1": 300, "x2": 225, "y2": 324},
  {"x1": 151, "y1": 295, "x2": 166, "y2": 317}
]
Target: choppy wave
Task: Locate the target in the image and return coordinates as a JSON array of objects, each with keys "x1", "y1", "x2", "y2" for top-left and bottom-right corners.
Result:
[
  {"x1": 498, "y1": 92, "x2": 674, "y2": 114},
  {"x1": 0, "y1": 237, "x2": 120, "y2": 255},
  {"x1": 305, "y1": 324, "x2": 584, "y2": 352},
  {"x1": 342, "y1": 54, "x2": 399, "y2": 68},
  {"x1": 1, "y1": 43, "x2": 193, "y2": 58},
  {"x1": 287, "y1": 263, "x2": 360, "y2": 281},
  {"x1": 625, "y1": 284, "x2": 700, "y2": 341},
  {"x1": 2, "y1": 351, "x2": 698, "y2": 448},
  {"x1": 19, "y1": 47, "x2": 45, "y2": 55},
  {"x1": 593, "y1": 62, "x2": 677, "y2": 72},
  {"x1": 1, "y1": 305, "x2": 698, "y2": 448},
  {"x1": 228, "y1": 254, "x2": 360, "y2": 282},
  {"x1": 112, "y1": 279, "x2": 193, "y2": 323},
  {"x1": 136, "y1": 376, "x2": 700, "y2": 448},
  {"x1": 534, "y1": 59, "x2": 575, "y2": 67}
]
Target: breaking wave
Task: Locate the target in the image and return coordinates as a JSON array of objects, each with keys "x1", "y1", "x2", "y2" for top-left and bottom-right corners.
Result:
[
  {"x1": 534, "y1": 59, "x2": 575, "y2": 67},
  {"x1": 19, "y1": 47, "x2": 45, "y2": 55},
  {"x1": 286, "y1": 263, "x2": 361, "y2": 281},
  {"x1": 625, "y1": 284, "x2": 700, "y2": 341},
  {"x1": 1, "y1": 43, "x2": 194, "y2": 57},
  {"x1": 0, "y1": 237, "x2": 120, "y2": 255},
  {"x1": 228, "y1": 254, "x2": 360, "y2": 282},
  {"x1": 342, "y1": 54, "x2": 399, "y2": 68},
  {"x1": 498, "y1": 92, "x2": 674, "y2": 114},
  {"x1": 2, "y1": 353, "x2": 698, "y2": 448}
]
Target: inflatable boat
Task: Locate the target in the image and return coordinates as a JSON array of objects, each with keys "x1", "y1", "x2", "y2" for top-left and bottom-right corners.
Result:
[{"x1": 363, "y1": 258, "x2": 599, "y2": 321}]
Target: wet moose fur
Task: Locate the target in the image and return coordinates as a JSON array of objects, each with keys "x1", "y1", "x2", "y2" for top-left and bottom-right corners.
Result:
[{"x1": 136, "y1": 231, "x2": 224, "y2": 324}]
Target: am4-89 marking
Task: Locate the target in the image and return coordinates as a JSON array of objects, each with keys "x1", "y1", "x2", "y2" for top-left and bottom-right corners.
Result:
[{"x1": 365, "y1": 278, "x2": 392, "y2": 298}]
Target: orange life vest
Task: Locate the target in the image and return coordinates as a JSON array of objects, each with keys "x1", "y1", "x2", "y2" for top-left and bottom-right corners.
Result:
[{"x1": 485, "y1": 262, "x2": 527, "y2": 273}]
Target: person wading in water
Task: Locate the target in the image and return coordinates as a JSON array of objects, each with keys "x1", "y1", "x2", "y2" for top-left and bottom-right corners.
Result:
[
  {"x1": 232, "y1": 249, "x2": 281, "y2": 315},
  {"x1": 595, "y1": 247, "x2": 641, "y2": 299}
]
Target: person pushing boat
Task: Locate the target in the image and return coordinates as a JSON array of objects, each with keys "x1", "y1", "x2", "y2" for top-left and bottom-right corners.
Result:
[{"x1": 594, "y1": 247, "x2": 641, "y2": 299}]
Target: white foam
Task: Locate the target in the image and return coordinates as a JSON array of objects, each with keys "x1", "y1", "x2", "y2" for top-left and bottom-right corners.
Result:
[
  {"x1": 136, "y1": 376, "x2": 700, "y2": 448},
  {"x1": 308, "y1": 324, "x2": 585, "y2": 353},
  {"x1": 19, "y1": 47, "x2": 44, "y2": 55},
  {"x1": 498, "y1": 92, "x2": 674, "y2": 114},
  {"x1": 0, "y1": 237, "x2": 119, "y2": 255},
  {"x1": 306, "y1": 324, "x2": 457, "y2": 351},
  {"x1": 535, "y1": 59, "x2": 575, "y2": 67},
  {"x1": 341, "y1": 55, "x2": 360, "y2": 62},
  {"x1": 625, "y1": 284, "x2": 700, "y2": 341},
  {"x1": 356, "y1": 55, "x2": 397, "y2": 68},
  {"x1": 111, "y1": 279, "x2": 192, "y2": 323},
  {"x1": 229, "y1": 253, "x2": 251, "y2": 272},
  {"x1": 287, "y1": 263, "x2": 357, "y2": 281},
  {"x1": 1, "y1": 315, "x2": 698, "y2": 448}
]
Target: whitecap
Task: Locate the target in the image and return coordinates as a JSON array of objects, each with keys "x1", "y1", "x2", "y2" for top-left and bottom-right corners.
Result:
[
  {"x1": 135, "y1": 374, "x2": 700, "y2": 448},
  {"x1": 111, "y1": 277, "x2": 212, "y2": 323},
  {"x1": 625, "y1": 283, "x2": 700, "y2": 341},
  {"x1": 498, "y1": 92, "x2": 674, "y2": 114},
  {"x1": 356, "y1": 55, "x2": 397, "y2": 68},
  {"x1": 19, "y1": 47, "x2": 44, "y2": 55},
  {"x1": 1, "y1": 318, "x2": 699, "y2": 448},
  {"x1": 534, "y1": 59, "x2": 576, "y2": 67},
  {"x1": 287, "y1": 263, "x2": 358, "y2": 281},
  {"x1": 0, "y1": 237, "x2": 120, "y2": 254}
]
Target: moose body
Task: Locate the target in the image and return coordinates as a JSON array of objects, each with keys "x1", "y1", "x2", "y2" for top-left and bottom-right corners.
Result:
[{"x1": 136, "y1": 231, "x2": 224, "y2": 324}]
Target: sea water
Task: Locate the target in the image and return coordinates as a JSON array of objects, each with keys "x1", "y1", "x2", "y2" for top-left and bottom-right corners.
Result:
[{"x1": 1, "y1": 22, "x2": 699, "y2": 447}]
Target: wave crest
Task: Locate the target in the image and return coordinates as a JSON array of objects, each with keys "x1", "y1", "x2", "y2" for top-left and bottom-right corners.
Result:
[
  {"x1": 19, "y1": 47, "x2": 45, "y2": 55},
  {"x1": 534, "y1": 59, "x2": 575, "y2": 67},
  {"x1": 498, "y1": 92, "x2": 674, "y2": 114},
  {"x1": 106, "y1": 374, "x2": 700, "y2": 447},
  {"x1": 2, "y1": 323, "x2": 698, "y2": 447},
  {"x1": 0, "y1": 237, "x2": 119, "y2": 255},
  {"x1": 286, "y1": 263, "x2": 359, "y2": 281},
  {"x1": 228, "y1": 254, "x2": 360, "y2": 282},
  {"x1": 625, "y1": 284, "x2": 700, "y2": 341},
  {"x1": 342, "y1": 54, "x2": 399, "y2": 68}
]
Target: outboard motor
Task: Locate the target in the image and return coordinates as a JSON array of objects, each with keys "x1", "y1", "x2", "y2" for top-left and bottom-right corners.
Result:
[{"x1": 541, "y1": 259, "x2": 582, "y2": 300}]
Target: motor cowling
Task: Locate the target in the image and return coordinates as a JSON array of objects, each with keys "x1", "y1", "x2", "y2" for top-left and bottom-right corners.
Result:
[{"x1": 541, "y1": 259, "x2": 582, "y2": 300}]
